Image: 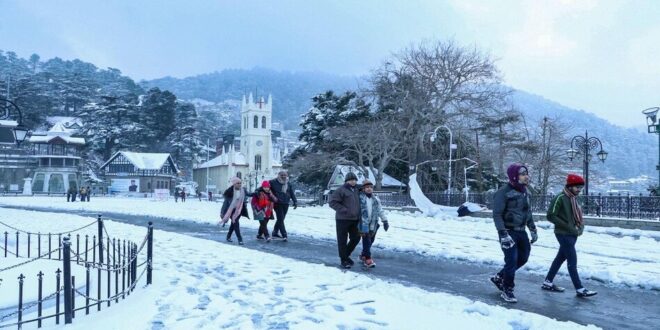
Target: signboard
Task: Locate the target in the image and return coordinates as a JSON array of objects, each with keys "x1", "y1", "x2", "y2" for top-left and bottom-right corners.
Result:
[
  {"x1": 154, "y1": 189, "x2": 170, "y2": 201},
  {"x1": 110, "y1": 178, "x2": 140, "y2": 193}
]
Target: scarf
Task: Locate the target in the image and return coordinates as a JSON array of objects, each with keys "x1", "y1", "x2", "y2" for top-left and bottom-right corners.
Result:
[
  {"x1": 222, "y1": 188, "x2": 245, "y2": 222},
  {"x1": 563, "y1": 187, "x2": 583, "y2": 228},
  {"x1": 277, "y1": 177, "x2": 289, "y2": 195}
]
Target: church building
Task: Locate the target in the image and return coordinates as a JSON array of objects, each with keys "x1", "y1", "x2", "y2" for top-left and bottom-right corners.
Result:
[{"x1": 193, "y1": 93, "x2": 282, "y2": 193}]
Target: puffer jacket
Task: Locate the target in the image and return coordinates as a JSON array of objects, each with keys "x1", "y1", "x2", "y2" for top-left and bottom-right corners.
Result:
[
  {"x1": 492, "y1": 184, "x2": 536, "y2": 232},
  {"x1": 358, "y1": 193, "x2": 387, "y2": 233},
  {"x1": 329, "y1": 183, "x2": 360, "y2": 221}
]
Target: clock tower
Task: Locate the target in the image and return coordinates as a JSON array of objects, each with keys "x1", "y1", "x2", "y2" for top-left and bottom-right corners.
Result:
[{"x1": 240, "y1": 93, "x2": 273, "y2": 178}]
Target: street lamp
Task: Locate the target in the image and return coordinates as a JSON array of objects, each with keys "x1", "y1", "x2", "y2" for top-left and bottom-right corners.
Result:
[
  {"x1": 0, "y1": 98, "x2": 31, "y2": 145},
  {"x1": 462, "y1": 158, "x2": 479, "y2": 203},
  {"x1": 643, "y1": 107, "x2": 660, "y2": 189},
  {"x1": 430, "y1": 125, "x2": 457, "y2": 194},
  {"x1": 566, "y1": 131, "x2": 607, "y2": 197}
]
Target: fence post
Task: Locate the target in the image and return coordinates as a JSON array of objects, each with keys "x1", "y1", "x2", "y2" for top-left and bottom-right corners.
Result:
[
  {"x1": 55, "y1": 269, "x2": 61, "y2": 325},
  {"x1": 62, "y1": 236, "x2": 73, "y2": 324},
  {"x1": 85, "y1": 263, "x2": 90, "y2": 315},
  {"x1": 97, "y1": 214, "x2": 103, "y2": 266},
  {"x1": 147, "y1": 222, "x2": 153, "y2": 285},
  {"x1": 18, "y1": 273, "x2": 25, "y2": 326},
  {"x1": 38, "y1": 271, "x2": 43, "y2": 328},
  {"x1": 3, "y1": 231, "x2": 7, "y2": 257},
  {"x1": 27, "y1": 233, "x2": 31, "y2": 258},
  {"x1": 15, "y1": 231, "x2": 19, "y2": 257}
]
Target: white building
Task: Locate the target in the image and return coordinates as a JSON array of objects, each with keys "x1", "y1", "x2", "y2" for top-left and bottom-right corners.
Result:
[{"x1": 193, "y1": 94, "x2": 282, "y2": 193}]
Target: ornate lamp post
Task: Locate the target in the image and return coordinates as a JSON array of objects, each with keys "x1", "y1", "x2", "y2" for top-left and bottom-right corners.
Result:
[
  {"x1": 0, "y1": 98, "x2": 31, "y2": 145},
  {"x1": 566, "y1": 131, "x2": 608, "y2": 197},
  {"x1": 430, "y1": 125, "x2": 457, "y2": 194},
  {"x1": 642, "y1": 107, "x2": 660, "y2": 189}
]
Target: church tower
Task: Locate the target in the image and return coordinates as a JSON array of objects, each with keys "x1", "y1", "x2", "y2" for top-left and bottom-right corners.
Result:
[{"x1": 240, "y1": 93, "x2": 273, "y2": 177}]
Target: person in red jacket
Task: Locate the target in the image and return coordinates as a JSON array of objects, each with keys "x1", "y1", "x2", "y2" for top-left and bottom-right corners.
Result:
[{"x1": 251, "y1": 180, "x2": 278, "y2": 242}]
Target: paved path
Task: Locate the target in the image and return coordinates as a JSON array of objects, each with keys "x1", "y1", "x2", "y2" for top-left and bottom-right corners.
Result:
[{"x1": 3, "y1": 205, "x2": 659, "y2": 330}]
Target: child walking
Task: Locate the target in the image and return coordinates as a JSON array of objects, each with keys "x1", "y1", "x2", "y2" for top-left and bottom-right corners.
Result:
[
  {"x1": 251, "y1": 180, "x2": 278, "y2": 242},
  {"x1": 358, "y1": 180, "x2": 389, "y2": 268}
]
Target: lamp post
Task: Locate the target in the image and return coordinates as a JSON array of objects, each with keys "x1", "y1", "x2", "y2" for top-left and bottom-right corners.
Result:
[
  {"x1": 0, "y1": 98, "x2": 31, "y2": 145},
  {"x1": 566, "y1": 131, "x2": 608, "y2": 197},
  {"x1": 462, "y1": 158, "x2": 479, "y2": 203},
  {"x1": 642, "y1": 107, "x2": 660, "y2": 189},
  {"x1": 430, "y1": 125, "x2": 457, "y2": 194}
]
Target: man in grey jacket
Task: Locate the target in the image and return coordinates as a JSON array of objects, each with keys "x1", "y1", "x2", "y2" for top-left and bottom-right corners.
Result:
[
  {"x1": 490, "y1": 163, "x2": 538, "y2": 303},
  {"x1": 329, "y1": 172, "x2": 361, "y2": 269}
]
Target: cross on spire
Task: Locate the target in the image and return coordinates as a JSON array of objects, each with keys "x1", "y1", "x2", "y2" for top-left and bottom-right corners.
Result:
[{"x1": 257, "y1": 97, "x2": 265, "y2": 109}]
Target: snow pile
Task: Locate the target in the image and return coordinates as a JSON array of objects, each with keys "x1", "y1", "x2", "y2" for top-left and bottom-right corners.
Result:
[{"x1": 0, "y1": 209, "x2": 598, "y2": 329}]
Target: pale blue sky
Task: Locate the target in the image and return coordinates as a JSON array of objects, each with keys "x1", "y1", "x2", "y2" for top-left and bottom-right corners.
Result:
[{"x1": 1, "y1": 0, "x2": 659, "y2": 127}]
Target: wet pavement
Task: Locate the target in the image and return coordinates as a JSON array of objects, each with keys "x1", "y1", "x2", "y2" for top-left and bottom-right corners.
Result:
[{"x1": 3, "y1": 205, "x2": 659, "y2": 330}]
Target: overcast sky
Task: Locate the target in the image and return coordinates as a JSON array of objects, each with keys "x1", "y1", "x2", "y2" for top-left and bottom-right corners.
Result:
[{"x1": 1, "y1": 0, "x2": 658, "y2": 128}]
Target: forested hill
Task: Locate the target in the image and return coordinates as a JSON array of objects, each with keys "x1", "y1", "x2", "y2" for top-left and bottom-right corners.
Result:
[{"x1": 141, "y1": 68, "x2": 360, "y2": 129}]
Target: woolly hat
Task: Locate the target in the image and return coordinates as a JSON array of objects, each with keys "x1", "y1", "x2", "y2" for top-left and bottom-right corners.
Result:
[
  {"x1": 261, "y1": 180, "x2": 271, "y2": 188},
  {"x1": 506, "y1": 163, "x2": 528, "y2": 192},
  {"x1": 230, "y1": 177, "x2": 242, "y2": 185},
  {"x1": 361, "y1": 179, "x2": 374, "y2": 188},
  {"x1": 566, "y1": 174, "x2": 585, "y2": 187},
  {"x1": 344, "y1": 172, "x2": 358, "y2": 182}
]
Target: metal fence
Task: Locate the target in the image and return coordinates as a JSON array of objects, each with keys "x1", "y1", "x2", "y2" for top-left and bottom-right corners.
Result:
[
  {"x1": 373, "y1": 192, "x2": 660, "y2": 220},
  {"x1": 0, "y1": 215, "x2": 154, "y2": 328}
]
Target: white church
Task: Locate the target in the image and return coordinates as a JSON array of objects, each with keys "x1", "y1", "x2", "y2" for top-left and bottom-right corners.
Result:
[{"x1": 192, "y1": 93, "x2": 282, "y2": 193}]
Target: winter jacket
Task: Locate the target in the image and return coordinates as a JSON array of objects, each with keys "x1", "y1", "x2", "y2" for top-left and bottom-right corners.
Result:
[
  {"x1": 329, "y1": 183, "x2": 361, "y2": 221},
  {"x1": 547, "y1": 192, "x2": 584, "y2": 236},
  {"x1": 359, "y1": 193, "x2": 387, "y2": 233},
  {"x1": 220, "y1": 187, "x2": 251, "y2": 220},
  {"x1": 492, "y1": 184, "x2": 536, "y2": 232},
  {"x1": 269, "y1": 179, "x2": 298, "y2": 206},
  {"x1": 251, "y1": 188, "x2": 278, "y2": 220}
]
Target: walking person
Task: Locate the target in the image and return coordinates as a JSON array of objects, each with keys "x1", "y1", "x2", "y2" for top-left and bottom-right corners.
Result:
[
  {"x1": 542, "y1": 174, "x2": 597, "y2": 297},
  {"x1": 174, "y1": 187, "x2": 180, "y2": 202},
  {"x1": 490, "y1": 163, "x2": 538, "y2": 303},
  {"x1": 358, "y1": 180, "x2": 389, "y2": 268},
  {"x1": 208, "y1": 190, "x2": 213, "y2": 202},
  {"x1": 219, "y1": 177, "x2": 251, "y2": 245},
  {"x1": 329, "y1": 172, "x2": 361, "y2": 269},
  {"x1": 86, "y1": 186, "x2": 91, "y2": 201},
  {"x1": 79, "y1": 186, "x2": 87, "y2": 202},
  {"x1": 180, "y1": 188, "x2": 186, "y2": 202},
  {"x1": 196, "y1": 188, "x2": 202, "y2": 201},
  {"x1": 269, "y1": 170, "x2": 298, "y2": 241},
  {"x1": 251, "y1": 180, "x2": 278, "y2": 242}
]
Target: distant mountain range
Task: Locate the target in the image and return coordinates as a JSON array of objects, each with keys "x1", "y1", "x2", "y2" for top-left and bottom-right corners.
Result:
[{"x1": 142, "y1": 68, "x2": 657, "y2": 181}]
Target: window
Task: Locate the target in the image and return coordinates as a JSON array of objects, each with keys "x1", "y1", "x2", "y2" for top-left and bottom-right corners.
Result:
[
  {"x1": 51, "y1": 158, "x2": 64, "y2": 166},
  {"x1": 262, "y1": 116, "x2": 266, "y2": 129},
  {"x1": 40, "y1": 159, "x2": 49, "y2": 166},
  {"x1": 33, "y1": 174, "x2": 45, "y2": 192},
  {"x1": 253, "y1": 115, "x2": 258, "y2": 128},
  {"x1": 254, "y1": 155, "x2": 262, "y2": 171},
  {"x1": 244, "y1": 117, "x2": 247, "y2": 129},
  {"x1": 148, "y1": 182, "x2": 152, "y2": 190},
  {"x1": 48, "y1": 174, "x2": 65, "y2": 193}
]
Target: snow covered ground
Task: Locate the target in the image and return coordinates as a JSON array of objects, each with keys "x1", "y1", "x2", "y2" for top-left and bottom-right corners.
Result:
[
  {"x1": 0, "y1": 196, "x2": 658, "y2": 291},
  {"x1": 0, "y1": 208, "x2": 597, "y2": 329}
]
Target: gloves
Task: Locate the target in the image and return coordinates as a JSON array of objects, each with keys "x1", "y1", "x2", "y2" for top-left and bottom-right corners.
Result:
[
  {"x1": 293, "y1": 204, "x2": 297, "y2": 210},
  {"x1": 530, "y1": 230, "x2": 538, "y2": 244},
  {"x1": 383, "y1": 221, "x2": 389, "y2": 232},
  {"x1": 498, "y1": 231, "x2": 515, "y2": 249}
]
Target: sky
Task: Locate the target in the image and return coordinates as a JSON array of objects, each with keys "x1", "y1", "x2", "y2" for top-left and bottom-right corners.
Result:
[{"x1": 0, "y1": 0, "x2": 658, "y2": 128}]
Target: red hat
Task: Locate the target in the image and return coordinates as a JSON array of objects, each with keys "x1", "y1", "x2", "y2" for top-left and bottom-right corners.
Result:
[
  {"x1": 261, "y1": 180, "x2": 271, "y2": 188},
  {"x1": 566, "y1": 174, "x2": 585, "y2": 187}
]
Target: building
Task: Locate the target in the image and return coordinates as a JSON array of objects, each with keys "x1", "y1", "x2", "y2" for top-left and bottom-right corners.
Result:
[
  {"x1": 27, "y1": 122, "x2": 86, "y2": 194},
  {"x1": 100, "y1": 151, "x2": 179, "y2": 194},
  {"x1": 193, "y1": 93, "x2": 282, "y2": 193},
  {"x1": 327, "y1": 165, "x2": 407, "y2": 192},
  {"x1": 0, "y1": 119, "x2": 33, "y2": 193}
]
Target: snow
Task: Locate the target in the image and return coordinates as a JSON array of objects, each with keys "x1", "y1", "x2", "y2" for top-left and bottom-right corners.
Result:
[
  {"x1": 0, "y1": 208, "x2": 597, "y2": 329},
  {"x1": 0, "y1": 120, "x2": 18, "y2": 127},
  {"x1": 0, "y1": 197, "x2": 658, "y2": 291},
  {"x1": 101, "y1": 151, "x2": 172, "y2": 171},
  {"x1": 28, "y1": 135, "x2": 86, "y2": 145}
]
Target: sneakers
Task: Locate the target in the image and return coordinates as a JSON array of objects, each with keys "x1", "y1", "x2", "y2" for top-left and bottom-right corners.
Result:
[
  {"x1": 226, "y1": 238, "x2": 233, "y2": 242},
  {"x1": 490, "y1": 274, "x2": 504, "y2": 292},
  {"x1": 346, "y1": 258, "x2": 355, "y2": 266},
  {"x1": 266, "y1": 237, "x2": 272, "y2": 243},
  {"x1": 272, "y1": 233, "x2": 283, "y2": 239},
  {"x1": 501, "y1": 289, "x2": 517, "y2": 303},
  {"x1": 364, "y1": 258, "x2": 376, "y2": 268},
  {"x1": 341, "y1": 260, "x2": 352, "y2": 269},
  {"x1": 282, "y1": 237, "x2": 288, "y2": 242},
  {"x1": 576, "y1": 288, "x2": 597, "y2": 297},
  {"x1": 359, "y1": 255, "x2": 367, "y2": 262},
  {"x1": 542, "y1": 280, "x2": 565, "y2": 292},
  {"x1": 238, "y1": 241, "x2": 244, "y2": 246},
  {"x1": 256, "y1": 235, "x2": 264, "y2": 240}
]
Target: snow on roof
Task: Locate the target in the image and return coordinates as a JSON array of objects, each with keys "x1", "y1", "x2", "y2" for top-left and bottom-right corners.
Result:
[
  {"x1": 28, "y1": 135, "x2": 85, "y2": 145},
  {"x1": 328, "y1": 165, "x2": 406, "y2": 189},
  {"x1": 46, "y1": 116, "x2": 82, "y2": 127},
  {"x1": 196, "y1": 151, "x2": 248, "y2": 169},
  {"x1": 0, "y1": 120, "x2": 18, "y2": 127},
  {"x1": 101, "y1": 151, "x2": 176, "y2": 171}
]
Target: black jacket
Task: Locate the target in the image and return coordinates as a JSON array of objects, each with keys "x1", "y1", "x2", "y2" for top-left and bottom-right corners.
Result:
[
  {"x1": 492, "y1": 184, "x2": 536, "y2": 232},
  {"x1": 329, "y1": 183, "x2": 361, "y2": 221},
  {"x1": 220, "y1": 187, "x2": 252, "y2": 219},
  {"x1": 269, "y1": 179, "x2": 298, "y2": 206}
]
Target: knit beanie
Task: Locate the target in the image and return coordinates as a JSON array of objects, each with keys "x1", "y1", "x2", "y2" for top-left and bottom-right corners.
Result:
[
  {"x1": 261, "y1": 180, "x2": 271, "y2": 188},
  {"x1": 566, "y1": 174, "x2": 585, "y2": 187}
]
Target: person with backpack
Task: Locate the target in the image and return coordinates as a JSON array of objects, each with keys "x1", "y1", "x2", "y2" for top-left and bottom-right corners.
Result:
[
  {"x1": 490, "y1": 163, "x2": 538, "y2": 303},
  {"x1": 542, "y1": 174, "x2": 597, "y2": 298},
  {"x1": 251, "y1": 180, "x2": 278, "y2": 242},
  {"x1": 358, "y1": 179, "x2": 389, "y2": 268},
  {"x1": 220, "y1": 177, "x2": 251, "y2": 245}
]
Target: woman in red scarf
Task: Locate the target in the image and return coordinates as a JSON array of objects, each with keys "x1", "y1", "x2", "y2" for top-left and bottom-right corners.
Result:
[{"x1": 251, "y1": 180, "x2": 278, "y2": 242}]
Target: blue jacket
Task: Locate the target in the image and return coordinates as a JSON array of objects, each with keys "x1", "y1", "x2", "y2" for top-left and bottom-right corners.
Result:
[{"x1": 359, "y1": 193, "x2": 387, "y2": 233}]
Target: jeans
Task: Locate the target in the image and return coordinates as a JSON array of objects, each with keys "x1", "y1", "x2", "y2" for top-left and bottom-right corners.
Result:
[
  {"x1": 227, "y1": 219, "x2": 243, "y2": 242},
  {"x1": 498, "y1": 230, "x2": 531, "y2": 290},
  {"x1": 336, "y1": 220, "x2": 361, "y2": 262},
  {"x1": 360, "y1": 232, "x2": 375, "y2": 258},
  {"x1": 545, "y1": 233, "x2": 583, "y2": 290},
  {"x1": 258, "y1": 219, "x2": 270, "y2": 238},
  {"x1": 272, "y1": 204, "x2": 289, "y2": 237}
]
